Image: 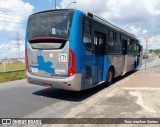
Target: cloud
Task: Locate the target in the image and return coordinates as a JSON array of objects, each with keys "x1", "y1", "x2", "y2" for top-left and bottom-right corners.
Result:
[
  {"x1": 140, "y1": 35, "x2": 160, "y2": 49},
  {"x1": 0, "y1": 40, "x2": 25, "y2": 58},
  {"x1": 60, "y1": 0, "x2": 160, "y2": 49},
  {"x1": 0, "y1": 0, "x2": 34, "y2": 32},
  {"x1": 0, "y1": 0, "x2": 34, "y2": 58}
]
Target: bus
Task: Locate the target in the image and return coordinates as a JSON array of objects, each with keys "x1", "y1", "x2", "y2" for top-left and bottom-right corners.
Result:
[{"x1": 25, "y1": 9, "x2": 142, "y2": 91}]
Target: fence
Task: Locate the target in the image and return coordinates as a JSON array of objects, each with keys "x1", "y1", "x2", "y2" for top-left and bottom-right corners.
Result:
[{"x1": 0, "y1": 70, "x2": 25, "y2": 75}]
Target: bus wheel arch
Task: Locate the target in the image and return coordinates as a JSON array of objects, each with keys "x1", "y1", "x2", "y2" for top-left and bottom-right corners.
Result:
[{"x1": 106, "y1": 66, "x2": 115, "y2": 85}]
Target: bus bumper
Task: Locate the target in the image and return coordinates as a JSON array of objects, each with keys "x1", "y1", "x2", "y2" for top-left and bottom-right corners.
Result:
[{"x1": 26, "y1": 72, "x2": 82, "y2": 91}]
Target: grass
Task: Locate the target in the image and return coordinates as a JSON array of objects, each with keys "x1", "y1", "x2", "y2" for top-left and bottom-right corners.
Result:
[
  {"x1": 0, "y1": 62, "x2": 25, "y2": 72},
  {"x1": 0, "y1": 71, "x2": 26, "y2": 83},
  {"x1": 0, "y1": 62, "x2": 26, "y2": 83}
]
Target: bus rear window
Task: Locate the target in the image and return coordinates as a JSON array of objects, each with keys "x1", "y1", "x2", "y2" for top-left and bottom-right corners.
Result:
[
  {"x1": 29, "y1": 40, "x2": 66, "y2": 50},
  {"x1": 27, "y1": 10, "x2": 73, "y2": 41}
]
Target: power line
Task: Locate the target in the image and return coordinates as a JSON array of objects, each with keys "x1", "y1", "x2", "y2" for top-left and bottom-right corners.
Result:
[
  {"x1": 0, "y1": 14, "x2": 28, "y2": 23},
  {"x1": 15, "y1": 32, "x2": 23, "y2": 60},
  {"x1": 0, "y1": 7, "x2": 30, "y2": 17},
  {"x1": 0, "y1": 12, "x2": 29, "y2": 19},
  {"x1": 0, "y1": 20, "x2": 26, "y2": 24},
  {"x1": 9, "y1": 0, "x2": 32, "y2": 8},
  {"x1": 0, "y1": 15, "x2": 27, "y2": 21},
  {"x1": 0, "y1": 6, "x2": 31, "y2": 15}
]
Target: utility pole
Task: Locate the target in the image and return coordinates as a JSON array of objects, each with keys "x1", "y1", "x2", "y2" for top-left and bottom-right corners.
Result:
[
  {"x1": 54, "y1": 0, "x2": 56, "y2": 9},
  {"x1": 15, "y1": 32, "x2": 22, "y2": 61},
  {"x1": 145, "y1": 38, "x2": 149, "y2": 70}
]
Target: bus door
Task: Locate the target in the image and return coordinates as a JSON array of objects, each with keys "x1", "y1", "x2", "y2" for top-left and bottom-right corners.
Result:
[
  {"x1": 93, "y1": 31, "x2": 105, "y2": 84},
  {"x1": 122, "y1": 39, "x2": 128, "y2": 75},
  {"x1": 137, "y1": 44, "x2": 142, "y2": 67}
]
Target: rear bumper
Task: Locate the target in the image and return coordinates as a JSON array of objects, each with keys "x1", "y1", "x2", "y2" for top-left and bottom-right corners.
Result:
[{"x1": 26, "y1": 72, "x2": 82, "y2": 91}]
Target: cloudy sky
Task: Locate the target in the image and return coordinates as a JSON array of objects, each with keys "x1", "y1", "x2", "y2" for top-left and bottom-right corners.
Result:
[{"x1": 0, "y1": 0, "x2": 160, "y2": 58}]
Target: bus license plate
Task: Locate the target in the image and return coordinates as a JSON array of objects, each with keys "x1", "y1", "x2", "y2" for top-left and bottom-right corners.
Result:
[{"x1": 31, "y1": 68, "x2": 38, "y2": 73}]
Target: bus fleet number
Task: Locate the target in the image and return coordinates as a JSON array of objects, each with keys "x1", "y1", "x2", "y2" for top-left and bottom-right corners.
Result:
[{"x1": 59, "y1": 53, "x2": 67, "y2": 62}]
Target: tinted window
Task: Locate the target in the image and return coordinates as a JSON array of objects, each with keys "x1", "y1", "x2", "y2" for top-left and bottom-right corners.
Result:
[
  {"x1": 82, "y1": 19, "x2": 93, "y2": 50},
  {"x1": 29, "y1": 39, "x2": 66, "y2": 50},
  {"x1": 94, "y1": 31, "x2": 105, "y2": 55},
  {"x1": 28, "y1": 10, "x2": 73, "y2": 41},
  {"x1": 108, "y1": 30, "x2": 116, "y2": 54},
  {"x1": 115, "y1": 33, "x2": 122, "y2": 54},
  {"x1": 128, "y1": 39, "x2": 137, "y2": 54}
]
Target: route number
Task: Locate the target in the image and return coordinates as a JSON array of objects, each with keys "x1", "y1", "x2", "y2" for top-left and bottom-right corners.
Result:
[{"x1": 59, "y1": 53, "x2": 67, "y2": 62}]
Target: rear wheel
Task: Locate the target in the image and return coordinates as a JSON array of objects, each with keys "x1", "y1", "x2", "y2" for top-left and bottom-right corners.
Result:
[{"x1": 107, "y1": 68, "x2": 114, "y2": 85}]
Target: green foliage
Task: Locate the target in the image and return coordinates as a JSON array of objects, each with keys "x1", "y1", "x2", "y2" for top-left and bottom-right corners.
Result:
[
  {"x1": 0, "y1": 71, "x2": 26, "y2": 83},
  {"x1": 0, "y1": 62, "x2": 25, "y2": 72},
  {"x1": 149, "y1": 49, "x2": 160, "y2": 54}
]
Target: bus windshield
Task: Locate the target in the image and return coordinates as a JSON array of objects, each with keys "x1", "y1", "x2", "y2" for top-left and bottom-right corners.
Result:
[{"x1": 27, "y1": 10, "x2": 73, "y2": 41}]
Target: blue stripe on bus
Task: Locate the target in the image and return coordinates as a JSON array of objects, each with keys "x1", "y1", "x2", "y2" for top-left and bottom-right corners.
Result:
[
  {"x1": 103, "y1": 56, "x2": 112, "y2": 81},
  {"x1": 69, "y1": 10, "x2": 85, "y2": 73}
]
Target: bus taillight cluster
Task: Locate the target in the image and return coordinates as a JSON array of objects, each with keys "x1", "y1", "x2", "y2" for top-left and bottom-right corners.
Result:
[{"x1": 68, "y1": 48, "x2": 76, "y2": 77}]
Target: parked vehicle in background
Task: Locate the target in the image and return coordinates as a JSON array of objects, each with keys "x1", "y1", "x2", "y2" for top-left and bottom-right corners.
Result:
[
  {"x1": 143, "y1": 54, "x2": 148, "y2": 59},
  {"x1": 25, "y1": 9, "x2": 142, "y2": 91}
]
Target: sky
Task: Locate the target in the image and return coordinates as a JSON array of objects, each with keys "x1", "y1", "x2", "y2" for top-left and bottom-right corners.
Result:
[{"x1": 0, "y1": 0, "x2": 160, "y2": 59}]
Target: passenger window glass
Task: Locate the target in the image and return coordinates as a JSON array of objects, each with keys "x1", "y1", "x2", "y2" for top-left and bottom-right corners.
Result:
[
  {"x1": 109, "y1": 31, "x2": 114, "y2": 42},
  {"x1": 128, "y1": 39, "x2": 137, "y2": 54},
  {"x1": 115, "y1": 34, "x2": 121, "y2": 54},
  {"x1": 108, "y1": 30, "x2": 115, "y2": 54},
  {"x1": 108, "y1": 42, "x2": 114, "y2": 54},
  {"x1": 82, "y1": 19, "x2": 92, "y2": 50},
  {"x1": 94, "y1": 37, "x2": 98, "y2": 45},
  {"x1": 99, "y1": 37, "x2": 103, "y2": 45},
  {"x1": 94, "y1": 32, "x2": 105, "y2": 55}
]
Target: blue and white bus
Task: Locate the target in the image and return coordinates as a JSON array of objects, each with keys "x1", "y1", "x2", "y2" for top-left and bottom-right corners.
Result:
[{"x1": 25, "y1": 9, "x2": 142, "y2": 91}]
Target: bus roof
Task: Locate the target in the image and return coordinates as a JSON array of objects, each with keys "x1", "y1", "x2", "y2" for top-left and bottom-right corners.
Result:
[
  {"x1": 29, "y1": 9, "x2": 139, "y2": 40},
  {"x1": 29, "y1": 9, "x2": 73, "y2": 17},
  {"x1": 85, "y1": 12, "x2": 138, "y2": 40}
]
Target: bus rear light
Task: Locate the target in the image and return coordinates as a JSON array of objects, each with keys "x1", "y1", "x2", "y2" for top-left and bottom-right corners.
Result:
[
  {"x1": 68, "y1": 49, "x2": 76, "y2": 77},
  {"x1": 63, "y1": 82, "x2": 71, "y2": 86},
  {"x1": 69, "y1": 10, "x2": 74, "y2": 13},
  {"x1": 63, "y1": 82, "x2": 68, "y2": 84},
  {"x1": 43, "y1": 83, "x2": 53, "y2": 88},
  {"x1": 67, "y1": 84, "x2": 71, "y2": 86},
  {"x1": 25, "y1": 48, "x2": 30, "y2": 72}
]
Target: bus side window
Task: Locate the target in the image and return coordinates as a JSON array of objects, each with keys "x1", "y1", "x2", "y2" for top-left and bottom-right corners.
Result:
[
  {"x1": 108, "y1": 30, "x2": 115, "y2": 54},
  {"x1": 115, "y1": 33, "x2": 121, "y2": 54},
  {"x1": 82, "y1": 19, "x2": 93, "y2": 50},
  {"x1": 94, "y1": 32, "x2": 105, "y2": 55},
  {"x1": 128, "y1": 39, "x2": 137, "y2": 54},
  {"x1": 134, "y1": 41, "x2": 137, "y2": 54}
]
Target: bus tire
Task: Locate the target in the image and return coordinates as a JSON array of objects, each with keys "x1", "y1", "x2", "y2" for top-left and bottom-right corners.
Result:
[
  {"x1": 134, "y1": 61, "x2": 137, "y2": 70},
  {"x1": 106, "y1": 68, "x2": 114, "y2": 85}
]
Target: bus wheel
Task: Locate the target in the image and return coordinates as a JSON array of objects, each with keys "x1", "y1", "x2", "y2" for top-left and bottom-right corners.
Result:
[
  {"x1": 134, "y1": 62, "x2": 137, "y2": 70},
  {"x1": 107, "y1": 68, "x2": 114, "y2": 85}
]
